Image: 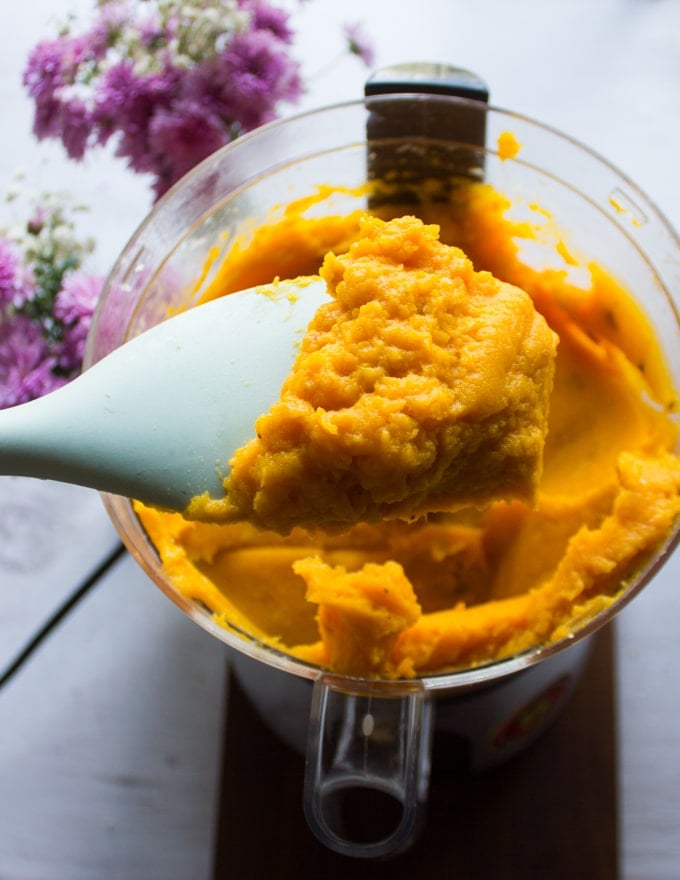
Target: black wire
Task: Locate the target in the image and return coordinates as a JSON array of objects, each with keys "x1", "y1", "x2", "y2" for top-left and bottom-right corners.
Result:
[{"x1": 0, "y1": 541, "x2": 127, "y2": 690}]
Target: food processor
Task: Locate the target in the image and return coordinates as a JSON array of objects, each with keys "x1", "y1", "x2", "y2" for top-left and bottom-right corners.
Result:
[{"x1": 84, "y1": 63, "x2": 680, "y2": 858}]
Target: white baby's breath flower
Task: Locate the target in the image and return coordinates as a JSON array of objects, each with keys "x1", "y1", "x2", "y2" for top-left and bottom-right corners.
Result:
[
  {"x1": 50, "y1": 224, "x2": 76, "y2": 250},
  {"x1": 4, "y1": 224, "x2": 27, "y2": 245},
  {"x1": 1, "y1": 184, "x2": 94, "y2": 270},
  {"x1": 59, "y1": 81, "x2": 97, "y2": 110},
  {"x1": 170, "y1": 0, "x2": 249, "y2": 64}
]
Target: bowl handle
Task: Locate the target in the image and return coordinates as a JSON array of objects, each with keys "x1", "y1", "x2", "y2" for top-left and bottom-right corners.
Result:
[{"x1": 303, "y1": 674, "x2": 434, "y2": 859}]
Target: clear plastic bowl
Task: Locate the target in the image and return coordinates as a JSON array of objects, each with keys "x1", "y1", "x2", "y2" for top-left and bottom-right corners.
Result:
[
  {"x1": 84, "y1": 93, "x2": 680, "y2": 857},
  {"x1": 86, "y1": 93, "x2": 680, "y2": 690}
]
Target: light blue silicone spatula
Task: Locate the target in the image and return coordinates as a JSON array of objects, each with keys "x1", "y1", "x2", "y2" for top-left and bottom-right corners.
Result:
[{"x1": 0, "y1": 276, "x2": 327, "y2": 510}]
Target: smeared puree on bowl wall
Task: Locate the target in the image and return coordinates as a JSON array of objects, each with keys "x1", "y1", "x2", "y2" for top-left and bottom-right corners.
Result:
[{"x1": 135, "y1": 178, "x2": 680, "y2": 679}]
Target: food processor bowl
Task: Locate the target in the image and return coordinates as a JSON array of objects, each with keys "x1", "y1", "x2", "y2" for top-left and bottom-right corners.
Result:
[{"x1": 85, "y1": 86, "x2": 680, "y2": 858}]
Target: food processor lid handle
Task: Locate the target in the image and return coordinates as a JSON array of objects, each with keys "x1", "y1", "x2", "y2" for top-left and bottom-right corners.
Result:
[
  {"x1": 364, "y1": 62, "x2": 490, "y2": 197},
  {"x1": 365, "y1": 61, "x2": 489, "y2": 103}
]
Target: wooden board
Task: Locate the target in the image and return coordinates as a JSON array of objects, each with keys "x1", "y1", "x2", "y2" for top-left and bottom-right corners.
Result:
[{"x1": 213, "y1": 626, "x2": 619, "y2": 879}]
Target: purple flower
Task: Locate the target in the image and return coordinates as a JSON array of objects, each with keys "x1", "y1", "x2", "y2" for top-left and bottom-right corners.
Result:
[
  {"x1": 217, "y1": 29, "x2": 302, "y2": 130},
  {"x1": 30, "y1": 95, "x2": 65, "y2": 142},
  {"x1": 23, "y1": 39, "x2": 68, "y2": 103},
  {"x1": 0, "y1": 240, "x2": 21, "y2": 308},
  {"x1": 23, "y1": 40, "x2": 70, "y2": 140},
  {"x1": 244, "y1": 0, "x2": 295, "y2": 43},
  {"x1": 23, "y1": 33, "x2": 101, "y2": 144},
  {"x1": 53, "y1": 271, "x2": 103, "y2": 371},
  {"x1": 91, "y1": 61, "x2": 140, "y2": 145},
  {"x1": 148, "y1": 99, "x2": 228, "y2": 197},
  {"x1": 26, "y1": 205, "x2": 48, "y2": 236},
  {"x1": 53, "y1": 270, "x2": 101, "y2": 327},
  {"x1": 0, "y1": 314, "x2": 65, "y2": 408},
  {"x1": 343, "y1": 21, "x2": 375, "y2": 67},
  {"x1": 0, "y1": 240, "x2": 34, "y2": 308},
  {"x1": 96, "y1": 63, "x2": 178, "y2": 137},
  {"x1": 93, "y1": 62, "x2": 178, "y2": 173},
  {"x1": 60, "y1": 98, "x2": 93, "y2": 160}
]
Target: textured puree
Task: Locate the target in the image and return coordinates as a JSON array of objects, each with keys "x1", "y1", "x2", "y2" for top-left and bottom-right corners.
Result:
[
  {"x1": 135, "y1": 180, "x2": 680, "y2": 679},
  {"x1": 188, "y1": 214, "x2": 558, "y2": 532}
]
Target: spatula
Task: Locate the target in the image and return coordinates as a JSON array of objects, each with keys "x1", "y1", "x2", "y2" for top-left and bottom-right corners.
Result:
[{"x1": 0, "y1": 276, "x2": 327, "y2": 511}]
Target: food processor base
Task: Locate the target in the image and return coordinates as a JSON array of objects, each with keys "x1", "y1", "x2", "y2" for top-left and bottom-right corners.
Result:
[{"x1": 215, "y1": 627, "x2": 618, "y2": 875}]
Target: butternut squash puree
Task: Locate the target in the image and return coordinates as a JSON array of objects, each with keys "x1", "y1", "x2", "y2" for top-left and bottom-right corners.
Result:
[
  {"x1": 293, "y1": 557, "x2": 421, "y2": 676},
  {"x1": 497, "y1": 130, "x2": 521, "y2": 161},
  {"x1": 189, "y1": 214, "x2": 557, "y2": 531},
  {"x1": 134, "y1": 180, "x2": 680, "y2": 678}
]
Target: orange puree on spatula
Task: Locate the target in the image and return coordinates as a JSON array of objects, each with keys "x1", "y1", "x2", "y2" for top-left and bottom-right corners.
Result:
[{"x1": 188, "y1": 214, "x2": 557, "y2": 532}]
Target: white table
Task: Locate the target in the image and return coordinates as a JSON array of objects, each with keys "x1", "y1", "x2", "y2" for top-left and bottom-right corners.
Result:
[{"x1": 1, "y1": 2, "x2": 679, "y2": 877}]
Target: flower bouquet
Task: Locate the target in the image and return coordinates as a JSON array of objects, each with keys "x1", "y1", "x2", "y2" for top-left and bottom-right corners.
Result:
[
  {"x1": 23, "y1": 0, "x2": 374, "y2": 199},
  {"x1": 0, "y1": 188, "x2": 103, "y2": 407},
  {"x1": 0, "y1": 0, "x2": 374, "y2": 407}
]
